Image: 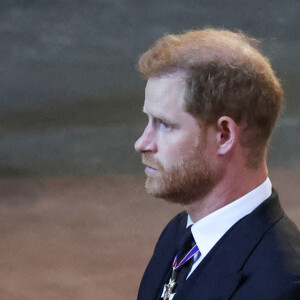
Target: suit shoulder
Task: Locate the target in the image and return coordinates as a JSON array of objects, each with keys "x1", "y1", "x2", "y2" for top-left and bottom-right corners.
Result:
[
  {"x1": 154, "y1": 211, "x2": 187, "y2": 254},
  {"x1": 245, "y1": 213, "x2": 300, "y2": 282},
  {"x1": 230, "y1": 208, "x2": 300, "y2": 299},
  {"x1": 265, "y1": 213, "x2": 300, "y2": 257},
  {"x1": 267, "y1": 213, "x2": 300, "y2": 264}
]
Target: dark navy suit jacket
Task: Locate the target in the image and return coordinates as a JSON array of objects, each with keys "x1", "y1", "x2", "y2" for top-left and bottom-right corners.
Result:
[{"x1": 137, "y1": 190, "x2": 300, "y2": 299}]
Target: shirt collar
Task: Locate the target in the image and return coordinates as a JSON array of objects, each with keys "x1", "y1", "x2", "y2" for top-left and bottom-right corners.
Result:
[{"x1": 187, "y1": 177, "x2": 272, "y2": 260}]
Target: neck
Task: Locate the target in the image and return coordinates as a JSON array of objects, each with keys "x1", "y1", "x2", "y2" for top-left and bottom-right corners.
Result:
[{"x1": 185, "y1": 162, "x2": 268, "y2": 223}]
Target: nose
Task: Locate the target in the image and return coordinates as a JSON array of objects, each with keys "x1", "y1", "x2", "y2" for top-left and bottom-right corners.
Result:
[{"x1": 134, "y1": 125, "x2": 157, "y2": 153}]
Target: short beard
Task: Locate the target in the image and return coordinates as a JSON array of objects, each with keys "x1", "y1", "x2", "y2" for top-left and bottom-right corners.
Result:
[{"x1": 143, "y1": 143, "x2": 219, "y2": 205}]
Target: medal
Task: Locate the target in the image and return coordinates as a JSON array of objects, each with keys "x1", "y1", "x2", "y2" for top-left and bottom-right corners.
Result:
[
  {"x1": 162, "y1": 244, "x2": 200, "y2": 299},
  {"x1": 163, "y1": 268, "x2": 177, "y2": 300}
]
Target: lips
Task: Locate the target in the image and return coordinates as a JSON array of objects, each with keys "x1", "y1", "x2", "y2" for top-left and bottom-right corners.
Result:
[
  {"x1": 143, "y1": 163, "x2": 158, "y2": 174},
  {"x1": 142, "y1": 156, "x2": 157, "y2": 167},
  {"x1": 142, "y1": 156, "x2": 160, "y2": 174},
  {"x1": 144, "y1": 163, "x2": 157, "y2": 170},
  {"x1": 142, "y1": 161, "x2": 159, "y2": 171},
  {"x1": 145, "y1": 166, "x2": 158, "y2": 175}
]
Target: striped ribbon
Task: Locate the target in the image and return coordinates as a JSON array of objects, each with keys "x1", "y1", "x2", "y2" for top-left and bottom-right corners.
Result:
[{"x1": 172, "y1": 243, "x2": 200, "y2": 270}]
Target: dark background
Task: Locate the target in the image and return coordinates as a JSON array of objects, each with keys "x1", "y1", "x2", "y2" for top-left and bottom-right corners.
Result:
[{"x1": 0, "y1": 0, "x2": 299, "y2": 177}]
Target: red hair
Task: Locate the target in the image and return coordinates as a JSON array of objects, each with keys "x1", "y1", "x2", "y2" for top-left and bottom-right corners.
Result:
[{"x1": 138, "y1": 29, "x2": 283, "y2": 168}]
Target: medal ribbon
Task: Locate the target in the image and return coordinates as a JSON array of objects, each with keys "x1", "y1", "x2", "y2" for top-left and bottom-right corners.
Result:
[
  {"x1": 163, "y1": 244, "x2": 200, "y2": 300},
  {"x1": 172, "y1": 243, "x2": 200, "y2": 271}
]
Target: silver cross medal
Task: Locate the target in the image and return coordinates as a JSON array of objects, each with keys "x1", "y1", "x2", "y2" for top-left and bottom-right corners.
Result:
[{"x1": 163, "y1": 268, "x2": 177, "y2": 300}]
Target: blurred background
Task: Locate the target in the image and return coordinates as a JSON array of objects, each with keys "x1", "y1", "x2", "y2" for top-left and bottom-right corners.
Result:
[
  {"x1": 0, "y1": 1, "x2": 299, "y2": 299},
  {"x1": 0, "y1": 0, "x2": 299, "y2": 177}
]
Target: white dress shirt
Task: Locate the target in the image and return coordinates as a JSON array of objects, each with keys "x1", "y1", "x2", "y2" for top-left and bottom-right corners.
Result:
[
  {"x1": 162, "y1": 177, "x2": 272, "y2": 299},
  {"x1": 187, "y1": 177, "x2": 272, "y2": 277}
]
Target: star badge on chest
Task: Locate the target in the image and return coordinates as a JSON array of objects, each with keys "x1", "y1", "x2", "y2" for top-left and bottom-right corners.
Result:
[{"x1": 163, "y1": 276, "x2": 176, "y2": 300}]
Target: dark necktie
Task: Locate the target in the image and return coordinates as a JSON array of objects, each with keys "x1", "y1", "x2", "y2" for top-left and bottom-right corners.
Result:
[
  {"x1": 173, "y1": 226, "x2": 195, "y2": 293},
  {"x1": 161, "y1": 226, "x2": 199, "y2": 300}
]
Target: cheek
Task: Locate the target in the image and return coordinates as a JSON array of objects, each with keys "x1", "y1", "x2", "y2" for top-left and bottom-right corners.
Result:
[
  {"x1": 157, "y1": 135, "x2": 200, "y2": 168},
  {"x1": 171, "y1": 133, "x2": 200, "y2": 157}
]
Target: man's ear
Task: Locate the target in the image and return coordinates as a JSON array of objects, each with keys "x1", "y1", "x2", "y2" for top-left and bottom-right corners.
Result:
[{"x1": 216, "y1": 116, "x2": 239, "y2": 155}]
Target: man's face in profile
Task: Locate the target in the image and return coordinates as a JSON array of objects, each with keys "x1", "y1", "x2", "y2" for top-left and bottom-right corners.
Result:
[{"x1": 134, "y1": 72, "x2": 218, "y2": 204}]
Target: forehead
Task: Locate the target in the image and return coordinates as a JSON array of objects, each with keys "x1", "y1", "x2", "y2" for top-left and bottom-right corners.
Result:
[{"x1": 143, "y1": 72, "x2": 187, "y2": 117}]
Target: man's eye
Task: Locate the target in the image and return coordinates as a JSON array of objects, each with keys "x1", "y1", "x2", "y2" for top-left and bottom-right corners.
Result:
[
  {"x1": 156, "y1": 120, "x2": 171, "y2": 130},
  {"x1": 161, "y1": 122, "x2": 171, "y2": 129}
]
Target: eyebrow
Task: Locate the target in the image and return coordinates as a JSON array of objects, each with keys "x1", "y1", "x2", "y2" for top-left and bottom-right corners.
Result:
[{"x1": 142, "y1": 107, "x2": 175, "y2": 125}]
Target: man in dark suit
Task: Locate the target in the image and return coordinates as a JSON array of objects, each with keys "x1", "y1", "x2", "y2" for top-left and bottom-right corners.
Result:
[{"x1": 134, "y1": 29, "x2": 300, "y2": 299}]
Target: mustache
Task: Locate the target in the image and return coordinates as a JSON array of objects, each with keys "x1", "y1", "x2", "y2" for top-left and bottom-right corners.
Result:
[{"x1": 142, "y1": 154, "x2": 162, "y2": 170}]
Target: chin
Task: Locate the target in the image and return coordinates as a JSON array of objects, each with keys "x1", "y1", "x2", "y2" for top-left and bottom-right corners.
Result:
[
  {"x1": 143, "y1": 145, "x2": 221, "y2": 205},
  {"x1": 144, "y1": 164, "x2": 221, "y2": 206},
  {"x1": 145, "y1": 176, "x2": 201, "y2": 206}
]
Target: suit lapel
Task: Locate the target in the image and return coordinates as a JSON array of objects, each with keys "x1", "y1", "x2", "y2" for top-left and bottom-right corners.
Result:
[
  {"x1": 138, "y1": 212, "x2": 188, "y2": 300},
  {"x1": 174, "y1": 190, "x2": 284, "y2": 300}
]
